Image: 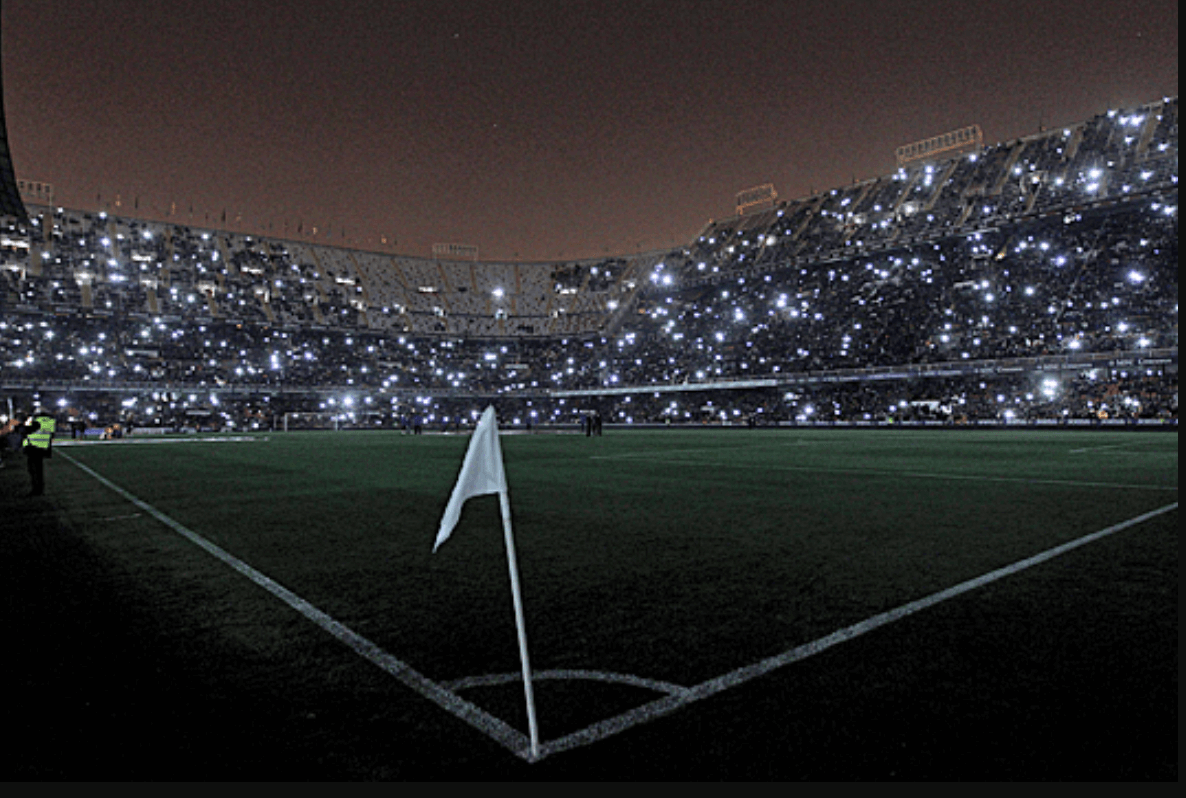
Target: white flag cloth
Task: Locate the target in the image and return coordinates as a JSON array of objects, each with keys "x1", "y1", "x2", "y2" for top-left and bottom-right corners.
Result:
[{"x1": 434, "y1": 405, "x2": 507, "y2": 551}]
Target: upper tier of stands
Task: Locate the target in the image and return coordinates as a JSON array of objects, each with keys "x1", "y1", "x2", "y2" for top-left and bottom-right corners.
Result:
[{"x1": 3, "y1": 97, "x2": 1176, "y2": 343}]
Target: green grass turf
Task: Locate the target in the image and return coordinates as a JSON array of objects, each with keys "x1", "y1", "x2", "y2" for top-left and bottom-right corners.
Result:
[{"x1": 2, "y1": 426, "x2": 1177, "y2": 779}]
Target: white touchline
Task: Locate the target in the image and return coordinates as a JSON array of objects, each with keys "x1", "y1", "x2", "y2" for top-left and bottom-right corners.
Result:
[
  {"x1": 60, "y1": 452, "x2": 535, "y2": 761},
  {"x1": 61, "y1": 451, "x2": 1178, "y2": 764},
  {"x1": 536, "y1": 500, "x2": 1179, "y2": 760}
]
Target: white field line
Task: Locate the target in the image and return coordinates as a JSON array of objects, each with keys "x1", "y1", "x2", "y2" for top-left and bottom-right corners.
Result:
[
  {"x1": 594, "y1": 431, "x2": 1178, "y2": 461},
  {"x1": 592, "y1": 443, "x2": 793, "y2": 460},
  {"x1": 590, "y1": 454, "x2": 1178, "y2": 492},
  {"x1": 59, "y1": 450, "x2": 1179, "y2": 765},
  {"x1": 1068, "y1": 439, "x2": 1177, "y2": 455},
  {"x1": 58, "y1": 435, "x2": 268, "y2": 446},
  {"x1": 446, "y1": 669, "x2": 692, "y2": 698},
  {"x1": 537, "y1": 501, "x2": 1179, "y2": 761},
  {"x1": 59, "y1": 451, "x2": 536, "y2": 762},
  {"x1": 590, "y1": 437, "x2": 908, "y2": 460}
]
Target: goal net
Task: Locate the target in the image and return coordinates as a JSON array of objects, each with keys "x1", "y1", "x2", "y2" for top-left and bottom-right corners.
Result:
[{"x1": 281, "y1": 411, "x2": 345, "y2": 431}]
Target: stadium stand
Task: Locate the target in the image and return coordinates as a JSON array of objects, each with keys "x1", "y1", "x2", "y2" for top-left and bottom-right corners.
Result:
[{"x1": 1, "y1": 98, "x2": 1177, "y2": 433}]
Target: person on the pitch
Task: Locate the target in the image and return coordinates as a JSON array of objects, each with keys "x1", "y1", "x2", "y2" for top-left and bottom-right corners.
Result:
[{"x1": 19, "y1": 407, "x2": 56, "y2": 497}]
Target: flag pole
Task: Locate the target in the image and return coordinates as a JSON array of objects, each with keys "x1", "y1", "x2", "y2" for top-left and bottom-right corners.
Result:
[{"x1": 499, "y1": 489, "x2": 540, "y2": 760}]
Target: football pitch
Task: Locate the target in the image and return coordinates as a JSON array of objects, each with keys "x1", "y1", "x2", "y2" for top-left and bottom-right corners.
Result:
[{"x1": 3, "y1": 425, "x2": 1178, "y2": 779}]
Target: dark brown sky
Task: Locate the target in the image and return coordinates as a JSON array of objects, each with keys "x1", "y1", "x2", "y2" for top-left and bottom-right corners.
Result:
[{"x1": 2, "y1": 0, "x2": 1178, "y2": 262}]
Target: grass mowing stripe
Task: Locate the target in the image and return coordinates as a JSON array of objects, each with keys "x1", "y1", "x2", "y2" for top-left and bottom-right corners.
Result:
[
  {"x1": 59, "y1": 450, "x2": 537, "y2": 762},
  {"x1": 537, "y1": 501, "x2": 1179, "y2": 761}
]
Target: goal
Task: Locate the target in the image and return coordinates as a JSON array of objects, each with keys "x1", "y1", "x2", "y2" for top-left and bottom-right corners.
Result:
[{"x1": 281, "y1": 411, "x2": 345, "y2": 431}]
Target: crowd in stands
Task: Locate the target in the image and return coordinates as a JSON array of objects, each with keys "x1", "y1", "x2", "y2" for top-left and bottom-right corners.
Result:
[{"x1": 1, "y1": 98, "x2": 1177, "y2": 433}]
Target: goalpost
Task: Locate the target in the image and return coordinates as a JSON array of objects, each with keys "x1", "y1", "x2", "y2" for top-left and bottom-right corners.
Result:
[{"x1": 281, "y1": 411, "x2": 343, "y2": 432}]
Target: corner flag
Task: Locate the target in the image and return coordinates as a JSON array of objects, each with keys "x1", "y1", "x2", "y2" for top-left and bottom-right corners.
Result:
[
  {"x1": 434, "y1": 405, "x2": 507, "y2": 552},
  {"x1": 433, "y1": 405, "x2": 540, "y2": 759}
]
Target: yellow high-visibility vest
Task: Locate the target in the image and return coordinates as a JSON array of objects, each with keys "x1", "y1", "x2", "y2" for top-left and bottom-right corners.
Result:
[{"x1": 25, "y1": 415, "x2": 56, "y2": 450}]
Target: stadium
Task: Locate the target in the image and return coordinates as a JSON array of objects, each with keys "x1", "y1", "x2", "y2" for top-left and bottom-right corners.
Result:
[
  {"x1": 1, "y1": 4, "x2": 1178, "y2": 782},
  {"x1": 2, "y1": 100, "x2": 1178, "y2": 432}
]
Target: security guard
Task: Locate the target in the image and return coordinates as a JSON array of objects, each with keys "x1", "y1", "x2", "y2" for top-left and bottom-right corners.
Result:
[{"x1": 20, "y1": 407, "x2": 56, "y2": 497}]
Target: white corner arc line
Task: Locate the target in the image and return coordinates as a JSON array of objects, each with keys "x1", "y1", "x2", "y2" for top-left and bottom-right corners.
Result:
[
  {"x1": 60, "y1": 452, "x2": 536, "y2": 762},
  {"x1": 536, "y1": 501, "x2": 1179, "y2": 761},
  {"x1": 446, "y1": 669, "x2": 692, "y2": 698}
]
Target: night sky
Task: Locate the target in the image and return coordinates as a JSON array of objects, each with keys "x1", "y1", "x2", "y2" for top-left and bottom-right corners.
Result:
[{"x1": 1, "y1": 0, "x2": 1178, "y2": 262}]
